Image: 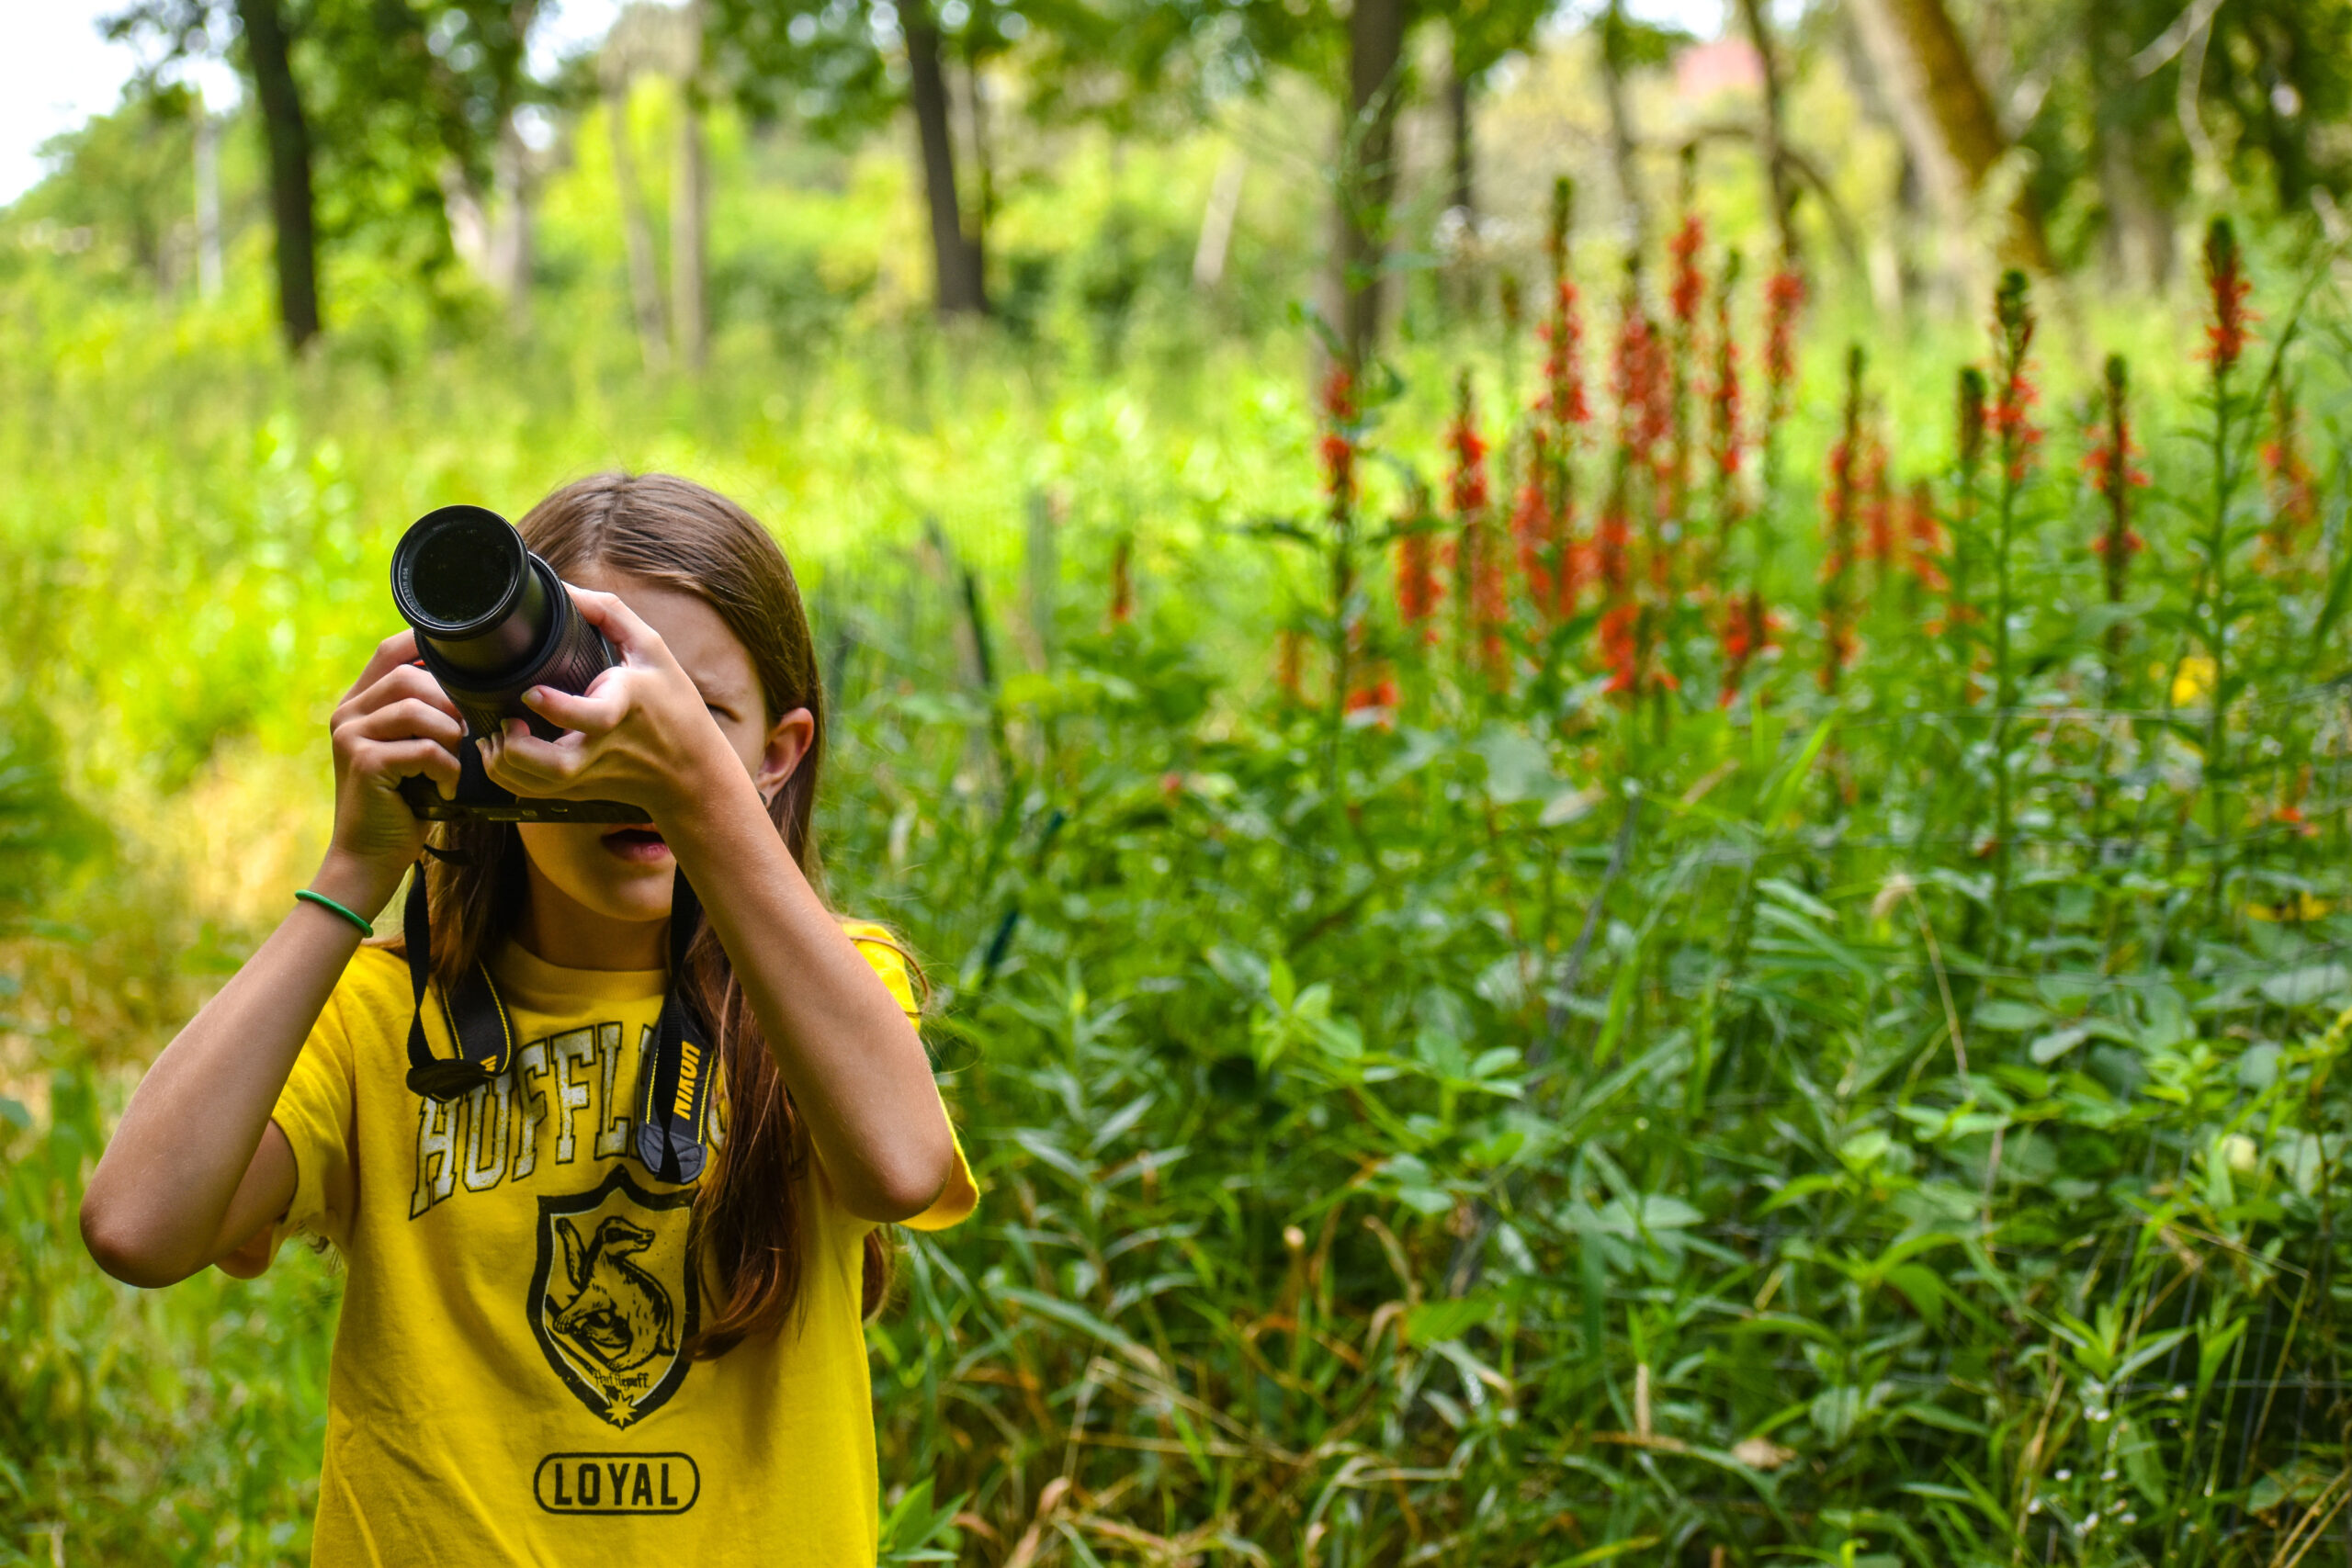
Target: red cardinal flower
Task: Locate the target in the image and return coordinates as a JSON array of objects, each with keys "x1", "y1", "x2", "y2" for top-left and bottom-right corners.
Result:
[
  {"x1": 1762, "y1": 266, "x2": 1805, "y2": 433},
  {"x1": 1447, "y1": 387, "x2": 1490, "y2": 518},
  {"x1": 1319, "y1": 364, "x2": 1358, "y2": 520},
  {"x1": 1512, "y1": 440, "x2": 1559, "y2": 614},
  {"x1": 1709, "y1": 254, "x2": 1744, "y2": 490},
  {"x1": 1110, "y1": 535, "x2": 1134, "y2": 626},
  {"x1": 1989, "y1": 271, "x2": 2041, "y2": 488},
  {"x1": 1344, "y1": 673, "x2": 1399, "y2": 718},
  {"x1": 1903, "y1": 482, "x2": 1948, "y2": 593},
  {"x1": 1274, "y1": 626, "x2": 1303, "y2": 701},
  {"x1": 1396, "y1": 477, "x2": 1444, "y2": 643},
  {"x1": 2264, "y1": 376, "x2": 2316, "y2": 563},
  {"x1": 2203, "y1": 219, "x2": 2253, "y2": 376},
  {"x1": 1669, "y1": 214, "x2": 1705, "y2": 330}
]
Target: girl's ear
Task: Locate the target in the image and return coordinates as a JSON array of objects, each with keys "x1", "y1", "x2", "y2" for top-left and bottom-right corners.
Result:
[{"x1": 756, "y1": 706, "x2": 817, "y2": 803}]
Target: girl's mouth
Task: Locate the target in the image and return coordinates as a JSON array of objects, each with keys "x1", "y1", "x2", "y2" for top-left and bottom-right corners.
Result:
[{"x1": 600, "y1": 826, "x2": 672, "y2": 864}]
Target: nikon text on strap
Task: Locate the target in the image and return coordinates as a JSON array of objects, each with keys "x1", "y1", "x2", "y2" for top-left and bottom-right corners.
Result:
[
  {"x1": 401, "y1": 860, "x2": 715, "y2": 1185},
  {"x1": 631, "y1": 870, "x2": 715, "y2": 1184}
]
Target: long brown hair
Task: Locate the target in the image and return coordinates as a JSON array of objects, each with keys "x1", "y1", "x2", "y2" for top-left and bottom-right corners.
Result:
[{"x1": 411, "y1": 472, "x2": 889, "y2": 1355}]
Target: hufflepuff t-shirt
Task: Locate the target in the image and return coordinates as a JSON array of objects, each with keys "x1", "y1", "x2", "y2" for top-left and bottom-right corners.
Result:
[{"x1": 265, "y1": 925, "x2": 978, "y2": 1566}]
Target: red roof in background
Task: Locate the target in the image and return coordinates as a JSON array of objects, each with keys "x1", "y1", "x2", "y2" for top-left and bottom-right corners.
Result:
[{"x1": 1675, "y1": 37, "x2": 1764, "y2": 101}]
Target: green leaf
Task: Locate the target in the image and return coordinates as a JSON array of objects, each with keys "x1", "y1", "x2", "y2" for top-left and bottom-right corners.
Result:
[
  {"x1": 1973, "y1": 999, "x2": 2050, "y2": 1032},
  {"x1": 1883, "y1": 1264, "x2": 1949, "y2": 1330},
  {"x1": 1888, "y1": 1398, "x2": 1984, "y2": 1434},
  {"x1": 2259, "y1": 963, "x2": 2351, "y2": 1009},
  {"x1": 1764, "y1": 721, "x2": 1837, "y2": 822},
  {"x1": 1475, "y1": 728, "x2": 1554, "y2": 804},
  {"x1": 2311, "y1": 538, "x2": 2352, "y2": 648},
  {"x1": 1547, "y1": 1539, "x2": 1661, "y2": 1565},
  {"x1": 995, "y1": 1288, "x2": 1163, "y2": 1373},
  {"x1": 2028, "y1": 1025, "x2": 2090, "y2": 1065},
  {"x1": 1540, "y1": 786, "x2": 1601, "y2": 826},
  {"x1": 1405, "y1": 1294, "x2": 1496, "y2": 1346}
]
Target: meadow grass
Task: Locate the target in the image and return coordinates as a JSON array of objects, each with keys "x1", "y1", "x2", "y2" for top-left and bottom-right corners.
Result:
[{"x1": 6, "y1": 220, "x2": 2352, "y2": 1564}]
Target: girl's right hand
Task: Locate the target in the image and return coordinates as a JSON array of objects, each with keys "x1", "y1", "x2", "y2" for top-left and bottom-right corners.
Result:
[{"x1": 316, "y1": 631, "x2": 467, "y2": 916}]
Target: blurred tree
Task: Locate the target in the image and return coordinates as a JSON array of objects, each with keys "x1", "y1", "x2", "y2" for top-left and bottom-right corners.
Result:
[
  {"x1": 232, "y1": 0, "x2": 319, "y2": 344},
  {"x1": 1598, "y1": 0, "x2": 1644, "y2": 249},
  {"x1": 1894, "y1": 0, "x2": 2352, "y2": 281},
  {"x1": 1844, "y1": 0, "x2": 2052, "y2": 276},
  {"x1": 674, "y1": 0, "x2": 711, "y2": 362},
  {"x1": 599, "y1": 5, "x2": 682, "y2": 371},
  {"x1": 8, "y1": 84, "x2": 207, "y2": 295},
  {"x1": 106, "y1": 0, "x2": 548, "y2": 349},
  {"x1": 1043, "y1": 0, "x2": 1436, "y2": 366},
  {"x1": 1733, "y1": 0, "x2": 1799, "y2": 266},
  {"x1": 1442, "y1": 0, "x2": 1549, "y2": 228},
  {"x1": 1335, "y1": 0, "x2": 1408, "y2": 369},
  {"x1": 1431, "y1": 0, "x2": 1548, "y2": 327},
  {"x1": 711, "y1": 0, "x2": 995, "y2": 314}
]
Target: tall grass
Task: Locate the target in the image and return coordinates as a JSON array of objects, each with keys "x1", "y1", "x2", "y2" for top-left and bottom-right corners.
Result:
[{"x1": 8, "y1": 215, "x2": 2352, "y2": 1566}]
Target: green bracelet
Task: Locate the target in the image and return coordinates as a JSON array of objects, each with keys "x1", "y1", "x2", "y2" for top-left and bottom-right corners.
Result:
[{"x1": 295, "y1": 888, "x2": 376, "y2": 938}]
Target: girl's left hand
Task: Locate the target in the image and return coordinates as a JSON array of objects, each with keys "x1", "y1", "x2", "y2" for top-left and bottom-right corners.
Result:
[{"x1": 476, "y1": 585, "x2": 741, "y2": 826}]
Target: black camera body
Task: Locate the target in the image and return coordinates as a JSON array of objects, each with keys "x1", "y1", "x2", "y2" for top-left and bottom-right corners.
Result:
[{"x1": 390, "y1": 505, "x2": 642, "y2": 822}]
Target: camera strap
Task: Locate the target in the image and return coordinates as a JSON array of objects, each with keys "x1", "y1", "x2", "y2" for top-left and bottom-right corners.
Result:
[
  {"x1": 400, "y1": 863, "x2": 517, "y2": 1101},
  {"x1": 631, "y1": 870, "x2": 715, "y2": 1185},
  {"x1": 398, "y1": 859, "x2": 715, "y2": 1188}
]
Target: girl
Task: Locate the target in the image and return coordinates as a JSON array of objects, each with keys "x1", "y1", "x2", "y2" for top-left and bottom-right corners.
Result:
[{"x1": 81, "y1": 473, "x2": 976, "y2": 1563}]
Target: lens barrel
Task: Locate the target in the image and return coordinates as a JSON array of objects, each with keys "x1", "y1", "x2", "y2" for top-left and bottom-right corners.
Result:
[
  {"x1": 390, "y1": 505, "x2": 617, "y2": 747},
  {"x1": 391, "y1": 505, "x2": 551, "y2": 678}
]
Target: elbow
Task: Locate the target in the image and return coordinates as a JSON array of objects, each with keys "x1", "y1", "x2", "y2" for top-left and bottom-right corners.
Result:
[
  {"x1": 851, "y1": 1131, "x2": 958, "y2": 1226},
  {"x1": 79, "y1": 1193, "x2": 198, "y2": 1290}
]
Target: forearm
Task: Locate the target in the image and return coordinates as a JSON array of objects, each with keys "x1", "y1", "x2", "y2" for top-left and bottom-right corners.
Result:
[
  {"x1": 661, "y1": 770, "x2": 955, "y2": 1222},
  {"x1": 82, "y1": 857, "x2": 383, "y2": 1284}
]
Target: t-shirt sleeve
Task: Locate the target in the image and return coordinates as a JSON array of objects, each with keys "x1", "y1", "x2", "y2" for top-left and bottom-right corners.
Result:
[
  {"x1": 268, "y1": 966, "x2": 366, "y2": 1252},
  {"x1": 843, "y1": 923, "x2": 978, "y2": 1232}
]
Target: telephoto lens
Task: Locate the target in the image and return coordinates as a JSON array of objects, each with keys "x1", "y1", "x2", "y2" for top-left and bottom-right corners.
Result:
[{"x1": 388, "y1": 505, "x2": 640, "y2": 821}]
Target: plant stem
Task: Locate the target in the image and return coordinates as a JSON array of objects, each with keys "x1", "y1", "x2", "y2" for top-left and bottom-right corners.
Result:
[
  {"x1": 1993, "y1": 432, "x2": 2015, "y2": 934},
  {"x1": 2205, "y1": 359, "x2": 2234, "y2": 925}
]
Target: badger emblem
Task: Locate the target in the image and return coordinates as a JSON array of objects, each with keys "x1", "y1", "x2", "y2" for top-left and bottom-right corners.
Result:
[{"x1": 529, "y1": 1167, "x2": 698, "y2": 1427}]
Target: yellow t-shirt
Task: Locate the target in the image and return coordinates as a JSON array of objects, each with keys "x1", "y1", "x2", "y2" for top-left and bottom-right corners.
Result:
[{"x1": 266, "y1": 924, "x2": 978, "y2": 1567}]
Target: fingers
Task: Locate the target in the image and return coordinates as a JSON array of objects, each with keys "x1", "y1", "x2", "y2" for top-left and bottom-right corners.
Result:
[
  {"x1": 364, "y1": 737, "x2": 463, "y2": 796},
  {"x1": 336, "y1": 660, "x2": 463, "y2": 730},
  {"x1": 341, "y1": 630, "x2": 422, "y2": 705},
  {"x1": 565, "y1": 584, "x2": 664, "y2": 660},
  {"x1": 519, "y1": 681, "x2": 627, "y2": 735},
  {"x1": 479, "y1": 720, "x2": 592, "y2": 797},
  {"x1": 341, "y1": 696, "x2": 466, "y2": 750}
]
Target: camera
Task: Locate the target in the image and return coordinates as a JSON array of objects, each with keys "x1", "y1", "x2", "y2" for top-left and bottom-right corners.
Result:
[{"x1": 390, "y1": 505, "x2": 641, "y2": 822}]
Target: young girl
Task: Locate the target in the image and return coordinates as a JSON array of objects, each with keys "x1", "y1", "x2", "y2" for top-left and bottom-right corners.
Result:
[{"x1": 81, "y1": 473, "x2": 976, "y2": 1563}]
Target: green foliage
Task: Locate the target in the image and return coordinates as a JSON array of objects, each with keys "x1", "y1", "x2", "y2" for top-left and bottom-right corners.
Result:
[
  {"x1": 2, "y1": 1067, "x2": 338, "y2": 1566},
  {"x1": 12, "y1": 42, "x2": 2352, "y2": 1555}
]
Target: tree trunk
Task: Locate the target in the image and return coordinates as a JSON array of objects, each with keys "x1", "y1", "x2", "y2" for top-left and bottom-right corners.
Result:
[
  {"x1": 234, "y1": 0, "x2": 319, "y2": 348},
  {"x1": 671, "y1": 0, "x2": 708, "y2": 369},
  {"x1": 1733, "y1": 0, "x2": 1800, "y2": 267},
  {"x1": 1599, "y1": 0, "x2": 1645, "y2": 253},
  {"x1": 671, "y1": 94, "x2": 707, "y2": 368},
  {"x1": 2090, "y1": 10, "x2": 2171, "y2": 288},
  {"x1": 1844, "y1": 0, "x2": 2052, "y2": 273},
  {"x1": 1445, "y1": 52, "x2": 1473, "y2": 219},
  {"x1": 965, "y1": 52, "x2": 993, "y2": 296},
  {"x1": 1193, "y1": 151, "x2": 1246, "y2": 289},
  {"x1": 605, "y1": 73, "x2": 670, "y2": 373},
  {"x1": 193, "y1": 96, "x2": 223, "y2": 299},
  {"x1": 491, "y1": 116, "x2": 533, "y2": 332},
  {"x1": 904, "y1": 0, "x2": 985, "y2": 315},
  {"x1": 487, "y1": 0, "x2": 540, "y2": 333},
  {"x1": 1336, "y1": 0, "x2": 1407, "y2": 370}
]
